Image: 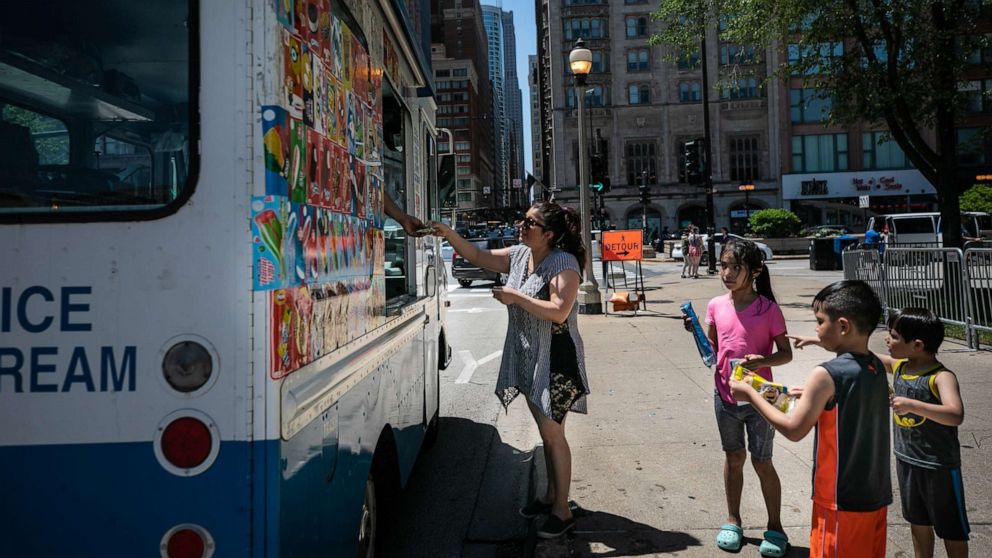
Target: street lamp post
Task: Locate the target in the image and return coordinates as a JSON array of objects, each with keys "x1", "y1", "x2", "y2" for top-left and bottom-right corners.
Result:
[
  {"x1": 569, "y1": 38, "x2": 602, "y2": 314},
  {"x1": 738, "y1": 183, "x2": 754, "y2": 232},
  {"x1": 641, "y1": 171, "x2": 648, "y2": 235}
]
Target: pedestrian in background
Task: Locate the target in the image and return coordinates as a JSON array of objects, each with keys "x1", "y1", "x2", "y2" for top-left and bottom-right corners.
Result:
[
  {"x1": 432, "y1": 201, "x2": 590, "y2": 539},
  {"x1": 736, "y1": 281, "x2": 891, "y2": 558},
  {"x1": 680, "y1": 229, "x2": 691, "y2": 278},
  {"x1": 684, "y1": 238, "x2": 793, "y2": 555},
  {"x1": 687, "y1": 226, "x2": 704, "y2": 279}
]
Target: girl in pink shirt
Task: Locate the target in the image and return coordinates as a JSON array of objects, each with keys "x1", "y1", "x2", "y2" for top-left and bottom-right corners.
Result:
[{"x1": 690, "y1": 239, "x2": 793, "y2": 556}]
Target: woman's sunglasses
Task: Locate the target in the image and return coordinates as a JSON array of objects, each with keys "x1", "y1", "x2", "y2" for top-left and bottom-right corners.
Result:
[{"x1": 516, "y1": 217, "x2": 549, "y2": 231}]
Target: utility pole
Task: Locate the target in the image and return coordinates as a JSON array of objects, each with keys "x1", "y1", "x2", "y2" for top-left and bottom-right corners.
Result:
[{"x1": 700, "y1": 32, "x2": 717, "y2": 274}]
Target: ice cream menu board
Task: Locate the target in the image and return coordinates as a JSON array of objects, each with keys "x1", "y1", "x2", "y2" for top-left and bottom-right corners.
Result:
[{"x1": 253, "y1": 0, "x2": 387, "y2": 378}]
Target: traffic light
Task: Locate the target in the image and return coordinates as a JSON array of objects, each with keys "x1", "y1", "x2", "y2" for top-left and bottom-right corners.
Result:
[
  {"x1": 683, "y1": 139, "x2": 705, "y2": 185},
  {"x1": 589, "y1": 138, "x2": 611, "y2": 192},
  {"x1": 638, "y1": 184, "x2": 650, "y2": 206}
]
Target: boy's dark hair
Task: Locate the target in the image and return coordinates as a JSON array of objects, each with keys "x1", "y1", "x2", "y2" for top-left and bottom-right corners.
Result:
[
  {"x1": 812, "y1": 280, "x2": 881, "y2": 334},
  {"x1": 887, "y1": 307, "x2": 944, "y2": 354},
  {"x1": 721, "y1": 238, "x2": 776, "y2": 303}
]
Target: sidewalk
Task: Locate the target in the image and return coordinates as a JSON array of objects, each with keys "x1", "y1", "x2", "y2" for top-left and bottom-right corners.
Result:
[{"x1": 532, "y1": 263, "x2": 991, "y2": 557}]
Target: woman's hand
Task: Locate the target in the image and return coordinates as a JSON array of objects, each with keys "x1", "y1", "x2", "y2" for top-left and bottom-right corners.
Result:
[
  {"x1": 491, "y1": 286, "x2": 521, "y2": 306},
  {"x1": 430, "y1": 222, "x2": 454, "y2": 240}
]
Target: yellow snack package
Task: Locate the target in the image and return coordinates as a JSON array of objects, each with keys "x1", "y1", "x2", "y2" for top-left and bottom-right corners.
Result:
[{"x1": 732, "y1": 364, "x2": 796, "y2": 413}]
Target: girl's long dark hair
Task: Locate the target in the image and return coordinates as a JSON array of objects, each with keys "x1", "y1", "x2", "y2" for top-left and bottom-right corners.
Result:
[
  {"x1": 722, "y1": 238, "x2": 775, "y2": 303},
  {"x1": 533, "y1": 201, "x2": 586, "y2": 270}
]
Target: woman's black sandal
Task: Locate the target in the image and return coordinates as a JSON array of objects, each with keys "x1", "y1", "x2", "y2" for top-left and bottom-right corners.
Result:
[{"x1": 519, "y1": 498, "x2": 553, "y2": 518}]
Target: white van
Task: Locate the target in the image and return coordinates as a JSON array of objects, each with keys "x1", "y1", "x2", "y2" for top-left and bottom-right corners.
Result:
[{"x1": 867, "y1": 212, "x2": 991, "y2": 245}]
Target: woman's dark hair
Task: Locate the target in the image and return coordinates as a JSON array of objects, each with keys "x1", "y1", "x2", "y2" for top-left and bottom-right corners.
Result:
[
  {"x1": 533, "y1": 201, "x2": 586, "y2": 270},
  {"x1": 720, "y1": 238, "x2": 775, "y2": 303},
  {"x1": 887, "y1": 307, "x2": 944, "y2": 354}
]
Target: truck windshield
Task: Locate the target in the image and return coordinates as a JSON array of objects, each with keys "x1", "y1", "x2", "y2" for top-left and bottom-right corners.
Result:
[{"x1": 0, "y1": 0, "x2": 193, "y2": 217}]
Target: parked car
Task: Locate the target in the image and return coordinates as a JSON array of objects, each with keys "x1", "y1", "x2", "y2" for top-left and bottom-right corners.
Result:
[
  {"x1": 451, "y1": 237, "x2": 516, "y2": 287},
  {"x1": 671, "y1": 233, "x2": 774, "y2": 263}
]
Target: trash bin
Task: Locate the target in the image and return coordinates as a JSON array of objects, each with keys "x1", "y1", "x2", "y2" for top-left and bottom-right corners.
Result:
[
  {"x1": 810, "y1": 238, "x2": 836, "y2": 270},
  {"x1": 833, "y1": 235, "x2": 859, "y2": 270}
]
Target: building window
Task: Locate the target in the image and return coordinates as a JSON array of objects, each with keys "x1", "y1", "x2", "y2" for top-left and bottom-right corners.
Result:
[
  {"x1": 789, "y1": 88, "x2": 832, "y2": 123},
  {"x1": 456, "y1": 166, "x2": 470, "y2": 175},
  {"x1": 565, "y1": 0, "x2": 605, "y2": 4},
  {"x1": 791, "y1": 133, "x2": 849, "y2": 173},
  {"x1": 628, "y1": 83, "x2": 651, "y2": 105},
  {"x1": 957, "y1": 127, "x2": 990, "y2": 166},
  {"x1": 719, "y1": 44, "x2": 759, "y2": 65},
  {"x1": 457, "y1": 179, "x2": 472, "y2": 189},
  {"x1": 626, "y1": 16, "x2": 648, "y2": 38},
  {"x1": 436, "y1": 69, "x2": 450, "y2": 77},
  {"x1": 679, "y1": 81, "x2": 701, "y2": 102},
  {"x1": 787, "y1": 42, "x2": 843, "y2": 75},
  {"x1": 566, "y1": 86, "x2": 607, "y2": 107},
  {"x1": 456, "y1": 192, "x2": 474, "y2": 202},
  {"x1": 455, "y1": 141, "x2": 471, "y2": 151},
  {"x1": 677, "y1": 50, "x2": 700, "y2": 70},
  {"x1": 564, "y1": 18, "x2": 606, "y2": 40},
  {"x1": 729, "y1": 136, "x2": 761, "y2": 181},
  {"x1": 452, "y1": 68, "x2": 468, "y2": 77},
  {"x1": 720, "y1": 78, "x2": 760, "y2": 99},
  {"x1": 625, "y1": 141, "x2": 658, "y2": 185},
  {"x1": 960, "y1": 80, "x2": 992, "y2": 113},
  {"x1": 862, "y1": 132, "x2": 910, "y2": 170},
  {"x1": 456, "y1": 154, "x2": 471, "y2": 163},
  {"x1": 627, "y1": 48, "x2": 649, "y2": 72}
]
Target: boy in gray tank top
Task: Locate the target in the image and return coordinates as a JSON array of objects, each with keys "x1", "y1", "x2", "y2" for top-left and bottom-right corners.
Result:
[{"x1": 885, "y1": 308, "x2": 969, "y2": 558}]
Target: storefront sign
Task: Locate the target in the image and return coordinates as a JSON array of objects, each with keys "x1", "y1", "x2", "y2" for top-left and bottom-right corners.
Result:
[{"x1": 800, "y1": 180, "x2": 828, "y2": 196}]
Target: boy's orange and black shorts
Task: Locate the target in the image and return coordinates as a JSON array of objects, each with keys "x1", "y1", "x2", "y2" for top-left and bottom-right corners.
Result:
[{"x1": 809, "y1": 503, "x2": 887, "y2": 558}]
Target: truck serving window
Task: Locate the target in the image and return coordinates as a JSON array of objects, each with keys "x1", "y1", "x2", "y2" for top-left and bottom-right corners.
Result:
[{"x1": 0, "y1": 1, "x2": 195, "y2": 219}]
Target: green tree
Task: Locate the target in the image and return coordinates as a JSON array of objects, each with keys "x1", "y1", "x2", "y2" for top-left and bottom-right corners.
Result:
[
  {"x1": 749, "y1": 208, "x2": 802, "y2": 237},
  {"x1": 961, "y1": 184, "x2": 992, "y2": 213},
  {"x1": 651, "y1": 0, "x2": 992, "y2": 248}
]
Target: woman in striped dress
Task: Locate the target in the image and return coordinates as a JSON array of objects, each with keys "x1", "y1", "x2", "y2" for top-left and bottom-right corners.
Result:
[{"x1": 432, "y1": 201, "x2": 589, "y2": 539}]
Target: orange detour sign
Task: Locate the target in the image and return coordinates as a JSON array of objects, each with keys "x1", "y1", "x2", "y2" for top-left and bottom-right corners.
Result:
[{"x1": 601, "y1": 230, "x2": 643, "y2": 261}]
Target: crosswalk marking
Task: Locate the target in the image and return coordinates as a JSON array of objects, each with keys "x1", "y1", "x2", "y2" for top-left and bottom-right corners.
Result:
[{"x1": 455, "y1": 350, "x2": 503, "y2": 384}]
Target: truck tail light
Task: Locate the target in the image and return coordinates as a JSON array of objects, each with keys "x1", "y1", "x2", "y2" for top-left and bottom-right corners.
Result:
[
  {"x1": 154, "y1": 411, "x2": 220, "y2": 476},
  {"x1": 161, "y1": 417, "x2": 211, "y2": 469},
  {"x1": 161, "y1": 524, "x2": 214, "y2": 558}
]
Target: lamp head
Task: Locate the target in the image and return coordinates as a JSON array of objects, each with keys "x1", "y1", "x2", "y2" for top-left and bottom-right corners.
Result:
[{"x1": 569, "y1": 38, "x2": 593, "y2": 76}]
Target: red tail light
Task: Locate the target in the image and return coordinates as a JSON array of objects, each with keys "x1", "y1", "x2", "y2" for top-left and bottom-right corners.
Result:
[
  {"x1": 452, "y1": 251, "x2": 458, "y2": 264},
  {"x1": 161, "y1": 417, "x2": 212, "y2": 469},
  {"x1": 166, "y1": 528, "x2": 205, "y2": 558},
  {"x1": 154, "y1": 411, "x2": 219, "y2": 476},
  {"x1": 161, "y1": 524, "x2": 214, "y2": 558}
]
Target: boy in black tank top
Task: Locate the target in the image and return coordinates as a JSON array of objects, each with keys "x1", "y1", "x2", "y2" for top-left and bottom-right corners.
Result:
[
  {"x1": 733, "y1": 281, "x2": 891, "y2": 558},
  {"x1": 884, "y1": 308, "x2": 969, "y2": 558}
]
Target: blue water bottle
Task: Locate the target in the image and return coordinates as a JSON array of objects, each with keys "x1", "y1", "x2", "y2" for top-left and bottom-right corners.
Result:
[{"x1": 681, "y1": 301, "x2": 716, "y2": 367}]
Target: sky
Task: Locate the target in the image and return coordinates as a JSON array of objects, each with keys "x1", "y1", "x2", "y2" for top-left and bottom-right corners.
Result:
[{"x1": 482, "y1": 0, "x2": 536, "y2": 174}]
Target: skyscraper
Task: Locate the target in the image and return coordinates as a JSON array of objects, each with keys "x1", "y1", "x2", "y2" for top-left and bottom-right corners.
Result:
[
  {"x1": 480, "y1": 4, "x2": 508, "y2": 208},
  {"x1": 501, "y1": 9, "x2": 526, "y2": 208}
]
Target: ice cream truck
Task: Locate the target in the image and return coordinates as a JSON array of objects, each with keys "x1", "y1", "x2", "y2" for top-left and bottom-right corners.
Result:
[{"x1": 0, "y1": 1, "x2": 449, "y2": 556}]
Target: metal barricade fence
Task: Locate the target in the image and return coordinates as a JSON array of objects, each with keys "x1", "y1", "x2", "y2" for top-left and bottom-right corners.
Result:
[
  {"x1": 842, "y1": 248, "x2": 886, "y2": 314},
  {"x1": 965, "y1": 248, "x2": 992, "y2": 344},
  {"x1": 844, "y1": 247, "x2": 979, "y2": 349}
]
